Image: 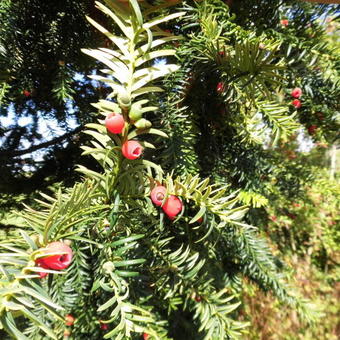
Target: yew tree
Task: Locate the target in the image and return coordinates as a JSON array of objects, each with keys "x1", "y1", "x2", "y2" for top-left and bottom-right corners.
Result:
[{"x1": 0, "y1": 1, "x2": 339, "y2": 339}]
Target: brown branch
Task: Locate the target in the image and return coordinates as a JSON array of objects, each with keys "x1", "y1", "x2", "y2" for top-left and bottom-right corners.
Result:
[{"x1": 0, "y1": 125, "x2": 83, "y2": 158}]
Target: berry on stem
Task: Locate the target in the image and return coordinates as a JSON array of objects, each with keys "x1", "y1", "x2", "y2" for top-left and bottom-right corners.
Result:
[
  {"x1": 216, "y1": 82, "x2": 225, "y2": 94},
  {"x1": 150, "y1": 186, "x2": 167, "y2": 206},
  {"x1": 143, "y1": 333, "x2": 150, "y2": 340},
  {"x1": 23, "y1": 90, "x2": 31, "y2": 97},
  {"x1": 100, "y1": 322, "x2": 108, "y2": 330},
  {"x1": 162, "y1": 195, "x2": 183, "y2": 220},
  {"x1": 37, "y1": 242, "x2": 73, "y2": 270},
  {"x1": 308, "y1": 125, "x2": 317, "y2": 135},
  {"x1": 291, "y1": 87, "x2": 302, "y2": 98},
  {"x1": 122, "y1": 140, "x2": 143, "y2": 160},
  {"x1": 280, "y1": 19, "x2": 288, "y2": 26},
  {"x1": 292, "y1": 99, "x2": 301, "y2": 108},
  {"x1": 195, "y1": 295, "x2": 202, "y2": 302},
  {"x1": 65, "y1": 314, "x2": 75, "y2": 326},
  {"x1": 105, "y1": 113, "x2": 125, "y2": 134}
]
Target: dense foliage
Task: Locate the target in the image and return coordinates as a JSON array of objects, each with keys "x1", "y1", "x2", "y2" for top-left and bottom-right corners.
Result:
[
  {"x1": 0, "y1": 0, "x2": 100, "y2": 197},
  {"x1": 0, "y1": 0, "x2": 339, "y2": 339}
]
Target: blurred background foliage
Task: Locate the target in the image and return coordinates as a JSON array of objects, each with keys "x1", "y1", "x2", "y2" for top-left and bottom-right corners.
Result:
[{"x1": 243, "y1": 142, "x2": 339, "y2": 340}]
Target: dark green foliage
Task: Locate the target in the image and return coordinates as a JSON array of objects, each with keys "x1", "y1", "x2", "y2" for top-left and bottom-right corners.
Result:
[{"x1": 0, "y1": 0, "x2": 105, "y2": 201}]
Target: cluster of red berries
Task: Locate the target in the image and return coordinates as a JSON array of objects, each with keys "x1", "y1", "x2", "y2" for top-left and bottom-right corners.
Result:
[
  {"x1": 105, "y1": 113, "x2": 143, "y2": 160},
  {"x1": 35, "y1": 241, "x2": 73, "y2": 278},
  {"x1": 290, "y1": 87, "x2": 302, "y2": 108},
  {"x1": 150, "y1": 185, "x2": 183, "y2": 220}
]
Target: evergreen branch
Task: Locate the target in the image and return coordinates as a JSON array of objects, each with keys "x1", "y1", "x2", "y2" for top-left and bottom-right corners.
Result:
[
  {"x1": 0, "y1": 236, "x2": 65, "y2": 338},
  {"x1": 20, "y1": 180, "x2": 107, "y2": 242},
  {"x1": 165, "y1": 174, "x2": 248, "y2": 225},
  {"x1": 257, "y1": 101, "x2": 301, "y2": 145},
  {"x1": 191, "y1": 289, "x2": 249, "y2": 339}
]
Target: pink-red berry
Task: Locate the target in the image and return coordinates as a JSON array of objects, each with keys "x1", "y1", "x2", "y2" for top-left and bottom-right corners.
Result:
[
  {"x1": 292, "y1": 99, "x2": 301, "y2": 108},
  {"x1": 122, "y1": 140, "x2": 143, "y2": 160},
  {"x1": 23, "y1": 90, "x2": 31, "y2": 97},
  {"x1": 308, "y1": 125, "x2": 317, "y2": 135},
  {"x1": 65, "y1": 314, "x2": 75, "y2": 326},
  {"x1": 150, "y1": 186, "x2": 167, "y2": 206},
  {"x1": 216, "y1": 82, "x2": 225, "y2": 94},
  {"x1": 37, "y1": 242, "x2": 73, "y2": 270},
  {"x1": 105, "y1": 113, "x2": 125, "y2": 134},
  {"x1": 143, "y1": 333, "x2": 150, "y2": 340},
  {"x1": 280, "y1": 19, "x2": 288, "y2": 26},
  {"x1": 100, "y1": 322, "x2": 108, "y2": 330},
  {"x1": 291, "y1": 87, "x2": 302, "y2": 98},
  {"x1": 162, "y1": 195, "x2": 183, "y2": 220}
]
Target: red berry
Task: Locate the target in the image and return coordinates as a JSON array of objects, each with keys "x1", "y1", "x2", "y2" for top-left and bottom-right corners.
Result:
[
  {"x1": 216, "y1": 82, "x2": 225, "y2": 94},
  {"x1": 105, "y1": 113, "x2": 125, "y2": 134},
  {"x1": 38, "y1": 242, "x2": 73, "y2": 270},
  {"x1": 308, "y1": 125, "x2": 317, "y2": 135},
  {"x1": 280, "y1": 19, "x2": 288, "y2": 26},
  {"x1": 291, "y1": 87, "x2": 302, "y2": 98},
  {"x1": 100, "y1": 322, "x2": 108, "y2": 330},
  {"x1": 143, "y1": 333, "x2": 150, "y2": 340},
  {"x1": 270, "y1": 215, "x2": 277, "y2": 222},
  {"x1": 122, "y1": 140, "x2": 143, "y2": 160},
  {"x1": 65, "y1": 314, "x2": 75, "y2": 326},
  {"x1": 162, "y1": 195, "x2": 183, "y2": 219},
  {"x1": 23, "y1": 90, "x2": 31, "y2": 97},
  {"x1": 292, "y1": 99, "x2": 301, "y2": 108},
  {"x1": 195, "y1": 295, "x2": 202, "y2": 302},
  {"x1": 197, "y1": 217, "x2": 203, "y2": 224},
  {"x1": 150, "y1": 186, "x2": 167, "y2": 206}
]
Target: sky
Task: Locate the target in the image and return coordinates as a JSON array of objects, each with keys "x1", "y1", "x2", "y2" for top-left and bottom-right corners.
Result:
[{"x1": 0, "y1": 103, "x2": 79, "y2": 168}]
